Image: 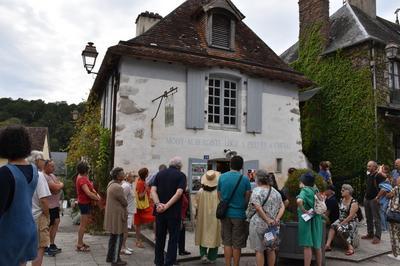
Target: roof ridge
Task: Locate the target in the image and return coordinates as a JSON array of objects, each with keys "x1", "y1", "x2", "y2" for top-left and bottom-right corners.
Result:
[{"x1": 346, "y1": 4, "x2": 369, "y2": 38}]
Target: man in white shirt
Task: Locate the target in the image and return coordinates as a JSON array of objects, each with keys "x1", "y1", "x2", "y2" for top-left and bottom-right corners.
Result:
[
  {"x1": 27, "y1": 151, "x2": 53, "y2": 265},
  {"x1": 121, "y1": 172, "x2": 137, "y2": 255}
]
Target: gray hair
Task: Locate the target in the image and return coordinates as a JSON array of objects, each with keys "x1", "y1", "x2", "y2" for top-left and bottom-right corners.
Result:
[
  {"x1": 255, "y1": 169, "x2": 271, "y2": 185},
  {"x1": 169, "y1": 156, "x2": 183, "y2": 169},
  {"x1": 110, "y1": 167, "x2": 124, "y2": 180},
  {"x1": 342, "y1": 184, "x2": 354, "y2": 195},
  {"x1": 27, "y1": 150, "x2": 44, "y2": 165}
]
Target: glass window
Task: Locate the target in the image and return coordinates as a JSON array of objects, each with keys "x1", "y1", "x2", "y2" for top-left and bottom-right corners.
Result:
[
  {"x1": 211, "y1": 14, "x2": 231, "y2": 49},
  {"x1": 388, "y1": 61, "x2": 400, "y2": 90},
  {"x1": 208, "y1": 78, "x2": 238, "y2": 128}
]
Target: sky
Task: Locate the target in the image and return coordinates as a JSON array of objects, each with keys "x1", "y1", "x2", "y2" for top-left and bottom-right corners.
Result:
[{"x1": 0, "y1": 0, "x2": 398, "y2": 104}]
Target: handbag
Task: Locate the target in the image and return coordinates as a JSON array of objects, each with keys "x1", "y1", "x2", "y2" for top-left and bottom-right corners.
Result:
[
  {"x1": 387, "y1": 187, "x2": 400, "y2": 223},
  {"x1": 264, "y1": 225, "x2": 280, "y2": 249},
  {"x1": 314, "y1": 191, "x2": 327, "y2": 215},
  {"x1": 216, "y1": 175, "x2": 243, "y2": 219},
  {"x1": 136, "y1": 192, "x2": 150, "y2": 210}
]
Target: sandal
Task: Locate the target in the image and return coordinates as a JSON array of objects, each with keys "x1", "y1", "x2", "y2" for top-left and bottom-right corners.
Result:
[
  {"x1": 136, "y1": 241, "x2": 144, "y2": 248},
  {"x1": 324, "y1": 246, "x2": 332, "y2": 252},
  {"x1": 76, "y1": 245, "x2": 90, "y2": 252},
  {"x1": 345, "y1": 248, "x2": 354, "y2": 256}
]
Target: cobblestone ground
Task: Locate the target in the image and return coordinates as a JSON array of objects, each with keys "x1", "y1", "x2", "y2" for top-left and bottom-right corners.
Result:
[{"x1": 37, "y1": 210, "x2": 399, "y2": 266}]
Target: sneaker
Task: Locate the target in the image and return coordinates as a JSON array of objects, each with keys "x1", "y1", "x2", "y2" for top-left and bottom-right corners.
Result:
[
  {"x1": 121, "y1": 249, "x2": 132, "y2": 255},
  {"x1": 126, "y1": 247, "x2": 133, "y2": 252},
  {"x1": 179, "y1": 250, "x2": 191, "y2": 256},
  {"x1": 388, "y1": 254, "x2": 400, "y2": 260},
  {"x1": 44, "y1": 247, "x2": 56, "y2": 257},
  {"x1": 200, "y1": 256, "x2": 208, "y2": 264},
  {"x1": 49, "y1": 244, "x2": 62, "y2": 253}
]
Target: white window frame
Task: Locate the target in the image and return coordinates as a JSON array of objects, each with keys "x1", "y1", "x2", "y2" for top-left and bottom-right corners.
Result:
[
  {"x1": 207, "y1": 77, "x2": 240, "y2": 130},
  {"x1": 388, "y1": 61, "x2": 400, "y2": 90}
]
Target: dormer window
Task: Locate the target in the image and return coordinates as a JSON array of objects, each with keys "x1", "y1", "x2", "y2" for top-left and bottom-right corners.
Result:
[
  {"x1": 211, "y1": 14, "x2": 232, "y2": 49},
  {"x1": 203, "y1": 0, "x2": 245, "y2": 51}
]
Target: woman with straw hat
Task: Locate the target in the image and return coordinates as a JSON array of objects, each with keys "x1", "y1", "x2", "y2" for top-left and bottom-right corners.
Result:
[{"x1": 194, "y1": 170, "x2": 221, "y2": 264}]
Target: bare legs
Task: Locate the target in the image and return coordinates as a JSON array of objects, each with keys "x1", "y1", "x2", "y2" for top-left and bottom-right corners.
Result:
[
  {"x1": 50, "y1": 218, "x2": 60, "y2": 246},
  {"x1": 303, "y1": 247, "x2": 322, "y2": 266},
  {"x1": 255, "y1": 251, "x2": 264, "y2": 266},
  {"x1": 223, "y1": 246, "x2": 232, "y2": 266},
  {"x1": 266, "y1": 250, "x2": 276, "y2": 266},
  {"x1": 31, "y1": 248, "x2": 45, "y2": 266},
  {"x1": 232, "y1": 248, "x2": 241, "y2": 266},
  {"x1": 77, "y1": 214, "x2": 90, "y2": 247},
  {"x1": 325, "y1": 228, "x2": 336, "y2": 249},
  {"x1": 135, "y1": 224, "x2": 144, "y2": 248}
]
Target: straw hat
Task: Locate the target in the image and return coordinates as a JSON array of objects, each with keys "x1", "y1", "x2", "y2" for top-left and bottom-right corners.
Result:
[{"x1": 201, "y1": 170, "x2": 220, "y2": 187}]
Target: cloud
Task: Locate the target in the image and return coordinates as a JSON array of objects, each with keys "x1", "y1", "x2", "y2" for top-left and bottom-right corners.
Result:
[{"x1": 0, "y1": 0, "x2": 397, "y2": 103}]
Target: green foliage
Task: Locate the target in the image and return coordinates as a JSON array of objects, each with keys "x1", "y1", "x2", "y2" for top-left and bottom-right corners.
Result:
[
  {"x1": 283, "y1": 169, "x2": 326, "y2": 222},
  {"x1": 0, "y1": 98, "x2": 85, "y2": 151},
  {"x1": 292, "y1": 25, "x2": 392, "y2": 180},
  {"x1": 66, "y1": 95, "x2": 111, "y2": 232}
]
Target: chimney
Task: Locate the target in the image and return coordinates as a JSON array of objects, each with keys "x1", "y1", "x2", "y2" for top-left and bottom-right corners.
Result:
[
  {"x1": 347, "y1": 0, "x2": 376, "y2": 18},
  {"x1": 298, "y1": 0, "x2": 330, "y2": 49},
  {"x1": 135, "y1": 11, "x2": 163, "y2": 36}
]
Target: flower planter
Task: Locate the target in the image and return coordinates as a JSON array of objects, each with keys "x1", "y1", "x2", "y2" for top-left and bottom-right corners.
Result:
[{"x1": 278, "y1": 222, "x2": 326, "y2": 266}]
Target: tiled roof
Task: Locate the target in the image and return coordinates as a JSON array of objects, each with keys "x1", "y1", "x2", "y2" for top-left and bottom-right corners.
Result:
[
  {"x1": 91, "y1": 0, "x2": 312, "y2": 96},
  {"x1": 281, "y1": 4, "x2": 400, "y2": 63}
]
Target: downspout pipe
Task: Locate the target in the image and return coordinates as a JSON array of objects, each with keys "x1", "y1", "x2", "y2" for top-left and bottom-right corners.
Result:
[{"x1": 370, "y1": 40, "x2": 378, "y2": 161}]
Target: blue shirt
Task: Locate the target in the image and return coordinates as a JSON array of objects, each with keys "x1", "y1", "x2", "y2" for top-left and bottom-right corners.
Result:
[
  {"x1": 218, "y1": 171, "x2": 251, "y2": 219},
  {"x1": 392, "y1": 169, "x2": 400, "y2": 184},
  {"x1": 318, "y1": 170, "x2": 331, "y2": 183}
]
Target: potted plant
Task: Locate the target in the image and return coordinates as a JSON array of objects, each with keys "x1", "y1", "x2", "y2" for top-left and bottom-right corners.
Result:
[{"x1": 279, "y1": 169, "x2": 327, "y2": 264}]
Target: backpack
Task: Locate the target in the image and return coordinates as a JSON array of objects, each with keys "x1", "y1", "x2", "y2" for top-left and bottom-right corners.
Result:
[{"x1": 314, "y1": 191, "x2": 327, "y2": 215}]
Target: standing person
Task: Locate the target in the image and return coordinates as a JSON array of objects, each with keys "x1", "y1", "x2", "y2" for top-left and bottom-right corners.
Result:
[
  {"x1": 297, "y1": 172, "x2": 323, "y2": 266},
  {"x1": 194, "y1": 170, "x2": 221, "y2": 264},
  {"x1": 121, "y1": 171, "x2": 136, "y2": 255},
  {"x1": 362, "y1": 161, "x2": 386, "y2": 244},
  {"x1": 43, "y1": 160, "x2": 64, "y2": 254},
  {"x1": 392, "y1": 159, "x2": 400, "y2": 185},
  {"x1": 378, "y1": 165, "x2": 393, "y2": 232},
  {"x1": 146, "y1": 164, "x2": 167, "y2": 186},
  {"x1": 0, "y1": 125, "x2": 38, "y2": 266},
  {"x1": 104, "y1": 167, "x2": 128, "y2": 266},
  {"x1": 386, "y1": 177, "x2": 400, "y2": 259},
  {"x1": 217, "y1": 155, "x2": 251, "y2": 266},
  {"x1": 27, "y1": 151, "x2": 54, "y2": 265},
  {"x1": 269, "y1": 172, "x2": 289, "y2": 207},
  {"x1": 324, "y1": 185, "x2": 339, "y2": 226},
  {"x1": 134, "y1": 168, "x2": 155, "y2": 248},
  {"x1": 325, "y1": 184, "x2": 359, "y2": 256},
  {"x1": 318, "y1": 161, "x2": 332, "y2": 185},
  {"x1": 178, "y1": 187, "x2": 191, "y2": 256},
  {"x1": 151, "y1": 157, "x2": 187, "y2": 266},
  {"x1": 75, "y1": 161, "x2": 100, "y2": 252},
  {"x1": 247, "y1": 170, "x2": 285, "y2": 266}
]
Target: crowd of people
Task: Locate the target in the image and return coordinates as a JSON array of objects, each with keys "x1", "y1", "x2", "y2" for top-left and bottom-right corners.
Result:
[{"x1": 1, "y1": 124, "x2": 400, "y2": 266}]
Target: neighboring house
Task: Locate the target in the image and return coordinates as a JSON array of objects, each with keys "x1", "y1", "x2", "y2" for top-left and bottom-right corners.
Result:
[
  {"x1": 0, "y1": 127, "x2": 51, "y2": 166},
  {"x1": 281, "y1": 0, "x2": 400, "y2": 166},
  {"x1": 90, "y1": 0, "x2": 313, "y2": 189},
  {"x1": 51, "y1": 152, "x2": 67, "y2": 178}
]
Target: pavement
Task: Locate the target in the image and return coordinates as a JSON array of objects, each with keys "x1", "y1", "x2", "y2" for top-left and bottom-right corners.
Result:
[{"x1": 35, "y1": 209, "x2": 400, "y2": 266}]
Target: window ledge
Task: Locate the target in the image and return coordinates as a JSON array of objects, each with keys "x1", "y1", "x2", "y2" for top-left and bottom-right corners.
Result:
[
  {"x1": 208, "y1": 125, "x2": 240, "y2": 132},
  {"x1": 209, "y1": 44, "x2": 234, "y2": 52}
]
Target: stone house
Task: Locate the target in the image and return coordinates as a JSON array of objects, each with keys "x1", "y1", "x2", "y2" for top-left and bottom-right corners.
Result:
[
  {"x1": 281, "y1": 0, "x2": 400, "y2": 170},
  {"x1": 90, "y1": 0, "x2": 313, "y2": 190}
]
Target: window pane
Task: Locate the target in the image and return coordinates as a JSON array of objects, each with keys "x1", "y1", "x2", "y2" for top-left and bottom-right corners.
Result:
[
  {"x1": 215, "y1": 98, "x2": 220, "y2": 105},
  {"x1": 231, "y1": 90, "x2": 236, "y2": 98},
  {"x1": 224, "y1": 90, "x2": 229, "y2": 97},
  {"x1": 208, "y1": 105, "x2": 213, "y2": 113},
  {"x1": 231, "y1": 99, "x2": 236, "y2": 107},
  {"x1": 224, "y1": 81, "x2": 230, "y2": 89},
  {"x1": 215, "y1": 79, "x2": 220, "y2": 87},
  {"x1": 209, "y1": 79, "x2": 214, "y2": 87},
  {"x1": 224, "y1": 107, "x2": 229, "y2": 115},
  {"x1": 231, "y1": 82, "x2": 236, "y2": 90},
  {"x1": 224, "y1": 116, "x2": 229, "y2": 124},
  {"x1": 224, "y1": 99, "x2": 229, "y2": 106},
  {"x1": 215, "y1": 89, "x2": 220, "y2": 96},
  {"x1": 209, "y1": 87, "x2": 214, "y2": 95},
  {"x1": 215, "y1": 116, "x2": 220, "y2": 124},
  {"x1": 230, "y1": 117, "x2": 236, "y2": 125},
  {"x1": 208, "y1": 115, "x2": 213, "y2": 123},
  {"x1": 209, "y1": 97, "x2": 213, "y2": 104},
  {"x1": 230, "y1": 108, "x2": 235, "y2": 115},
  {"x1": 215, "y1": 106, "x2": 220, "y2": 114}
]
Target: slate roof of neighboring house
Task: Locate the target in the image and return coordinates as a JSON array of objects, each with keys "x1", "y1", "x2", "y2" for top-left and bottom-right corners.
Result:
[
  {"x1": 91, "y1": 0, "x2": 312, "y2": 96},
  {"x1": 281, "y1": 4, "x2": 400, "y2": 63},
  {"x1": 27, "y1": 127, "x2": 49, "y2": 151},
  {"x1": 51, "y1": 152, "x2": 67, "y2": 176}
]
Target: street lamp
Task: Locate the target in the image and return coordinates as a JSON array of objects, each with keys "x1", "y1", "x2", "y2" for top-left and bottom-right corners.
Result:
[
  {"x1": 81, "y1": 42, "x2": 98, "y2": 74},
  {"x1": 385, "y1": 42, "x2": 399, "y2": 60}
]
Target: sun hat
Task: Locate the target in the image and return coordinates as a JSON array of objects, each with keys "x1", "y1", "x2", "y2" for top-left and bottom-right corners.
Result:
[{"x1": 201, "y1": 170, "x2": 220, "y2": 187}]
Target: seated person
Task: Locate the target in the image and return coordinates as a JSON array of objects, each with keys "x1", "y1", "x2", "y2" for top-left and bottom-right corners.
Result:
[
  {"x1": 325, "y1": 184, "x2": 359, "y2": 256},
  {"x1": 324, "y1": 185, "x2": 339, "y2": 226}
]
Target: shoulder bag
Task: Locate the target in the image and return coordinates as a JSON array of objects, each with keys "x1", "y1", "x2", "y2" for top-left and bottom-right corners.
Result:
[
  {"x1": 216, "y1": 174, "x2": 243, "y2": 219},
  {"x1": 248, "y1": 187, "x2": 272, "y2": 221}
]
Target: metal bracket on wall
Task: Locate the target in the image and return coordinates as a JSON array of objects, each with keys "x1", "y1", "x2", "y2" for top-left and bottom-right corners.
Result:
[{"x1": 151, "y1": 87, "x2": 178, "y2": 122}]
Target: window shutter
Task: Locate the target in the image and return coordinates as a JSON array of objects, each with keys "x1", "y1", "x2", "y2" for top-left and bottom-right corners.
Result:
[
  {"x1": 212, "y1": 14, "x2": 231, "y2": 48},
  {"x1": 186, "y1": 69, "x2": 206, "y2": 129},
  {"x1": 246, "y1": 78, "x2": 263, "y2": 133}
]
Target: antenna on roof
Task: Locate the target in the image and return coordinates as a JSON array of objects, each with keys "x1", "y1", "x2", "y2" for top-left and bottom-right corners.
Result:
[{"x1": 395, "y1": 8, "x2": 400, "y2": 25}]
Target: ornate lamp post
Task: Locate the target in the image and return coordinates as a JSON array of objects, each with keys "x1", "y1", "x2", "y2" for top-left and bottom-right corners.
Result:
[{"x1": 81, "y1": 42, "x2": 98, "y2": 74}]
